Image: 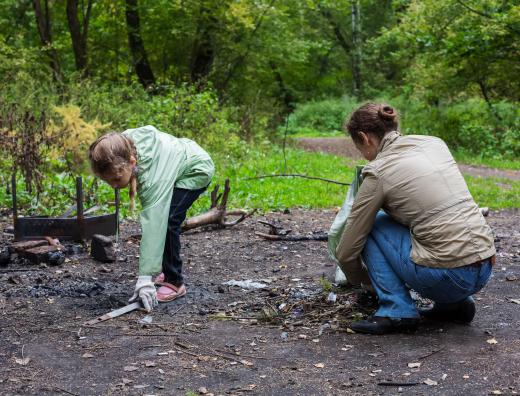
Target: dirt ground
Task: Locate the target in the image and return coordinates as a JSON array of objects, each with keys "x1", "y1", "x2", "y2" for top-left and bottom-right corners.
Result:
[
  {"x1": 0, "y1": 207, "x2": 519, "y2": 396},
  {"x1": 295, "y1": 137, "x2": 520, "y2": 181}
]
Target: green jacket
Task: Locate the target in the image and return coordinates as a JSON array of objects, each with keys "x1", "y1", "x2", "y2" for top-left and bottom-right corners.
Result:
[{"x1": 123, "y1": 125, "x2": 214, "y2": 275}]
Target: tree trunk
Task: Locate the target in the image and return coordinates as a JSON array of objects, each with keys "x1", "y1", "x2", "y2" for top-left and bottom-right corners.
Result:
[
  {"x1": 66, "y1": 0, "x2": 93, "y2": 73},
  {"x1": 125, "y1": 0, "x2": 155, "y2": 88},
  {"x1": 351, "y1": 0, "x2": 362, "y2": 98},
  {"x1": 190, "y1": 6, "x2": 216, "y2": 83},
  {"x1": 32, "y1": 0, "x2": 61, "y2": 81},
  {"x1": 269, "y1": 61, "x2": 294, "y2": 112}
]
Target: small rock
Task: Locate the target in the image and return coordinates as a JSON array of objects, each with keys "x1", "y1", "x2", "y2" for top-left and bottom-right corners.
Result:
[
  {"x1": 198, "y1": 386, "x2": 208, "y2": 394},
  {"x1": 90, "y1": 234, "x2": 115, "y2": 263},
  {"x1": 48, "y1": 251, "x2": 65, "y2": 266},
  {"x1": 0, "y1": 249, "x2": 10, "y2": 267}
]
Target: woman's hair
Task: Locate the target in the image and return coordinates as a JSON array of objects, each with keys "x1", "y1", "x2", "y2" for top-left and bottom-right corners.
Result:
[
  {"x1": 345, "y1": 103, "x2": 399, "y2": 143},
  {"x1": 89, "y1": 132, "x2": 138, "y2": 210}
]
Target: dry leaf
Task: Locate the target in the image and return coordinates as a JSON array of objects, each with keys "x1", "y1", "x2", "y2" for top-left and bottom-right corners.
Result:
[
  {"x1": 314, "y1": 363, "x2": 325, "y2": 368},
  {"x1": 491, "y1": 390, "x2": 503, "y2": 395},
  {"x1": 198, "y1": 387, "x2": 208, "y2": 394},
  {"x1": 15, "y1": 357, "x2": 31, "y2": 366},
  {"x1": 124, "y1": 365, "x2": 138, "y2": 372},
  {"x1": 424, "y1": 378, "x2": 438, "y2": 386},
  {"x1": 486, "y1": 338, "x2": 498, "y2": 344},
  {"x1": 510, "y1": 299, "x2": 520, "y2": 305},
  {"x1": 463, "y1": 375, "x2": 470, "y2": 379},
  {"x1": 144, "y1": 361, "x2": 156, "y2": 367},
  {"x1": 442, "y1": 373, "x2": 448, "y2": 380},
  {"x1": 407, "y1": 362, "x2": 421, "y2": 368},
  {"x1": 122, "y1": 378, "x2": 133, "y2": 385},
  {"x1": 82, "y1": 353, "x2": 94, "y2": 359},
  {"x1": 133, "y1": 384, "x2": 148, "y2": 389},
  {"x1": 240, "y1": 360, "x2": 254, "y2": 367}
]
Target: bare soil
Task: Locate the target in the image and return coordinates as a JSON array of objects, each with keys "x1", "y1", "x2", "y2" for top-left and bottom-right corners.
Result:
[
  {"x1": 295, "y1": 137, "x2": 520, "y2": 181},
  {"x1": 0, "y1": 208, "x2": 519, "y2": 396}
]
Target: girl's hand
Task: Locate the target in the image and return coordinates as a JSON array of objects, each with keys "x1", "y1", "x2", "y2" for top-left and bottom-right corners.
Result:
[{"x1": 130, "y1": 276, "x2": 158, "y2": 312}]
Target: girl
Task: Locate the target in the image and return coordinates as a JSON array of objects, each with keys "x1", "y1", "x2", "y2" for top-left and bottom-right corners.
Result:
[
  {"x1": 89, "y1": 125, "x2": 214, "y2": 312},
  {"x1": 336, "y1": 103, "x2": 495, "y2": 334}
]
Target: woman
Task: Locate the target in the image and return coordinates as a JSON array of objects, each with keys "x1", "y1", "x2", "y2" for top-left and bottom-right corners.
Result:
[
  {"x1": 89, "y1": 125, "x2": 214, "y2": 311},
  {"x1": 336, "y1": 103, "x2": 495, "y2": 334}
]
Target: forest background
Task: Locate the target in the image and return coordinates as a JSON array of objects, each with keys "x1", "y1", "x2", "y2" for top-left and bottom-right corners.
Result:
[{"x1": 0, "y1": 0, "x2": 518, "y2": 217}]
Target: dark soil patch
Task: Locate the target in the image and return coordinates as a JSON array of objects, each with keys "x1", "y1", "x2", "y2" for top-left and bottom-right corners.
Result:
[
  {"x1": 295, "y1": 137, "x2": 520, "y2": 181},
  {"x1": 0, "y1": 209, "x2": 519, "y2": 395}
]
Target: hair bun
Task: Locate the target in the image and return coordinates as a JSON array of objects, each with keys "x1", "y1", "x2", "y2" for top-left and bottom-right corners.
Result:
[{"x1": 378, "y1": 105, "x2": 396, "y2": 121}]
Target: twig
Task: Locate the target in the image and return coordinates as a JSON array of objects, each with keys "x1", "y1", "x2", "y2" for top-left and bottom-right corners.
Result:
[
  {"x1": 378, "y1": 382, "x2": 421, "y2": 387},
  {"x1": 172, "y1": 345, "x2": 199, "y2": 358},
  {"x1": 139, "y1": 344, "x2": 168, "y2": 349},
  {"x1": 245, "y1": 174, "x2": 350, "y2": 186},
  {"x1": 214, "y1": 348, "x2": 285, "y2": 361},
  {"x1": 256, "y1": 231, "x2": 328, "y2": 241},
  {"x1": 53, "y1": 386, "x2": 80, "y2": 396},
  {"x1": 418, "y1": 346, "x2": 446, "y2": 360}
]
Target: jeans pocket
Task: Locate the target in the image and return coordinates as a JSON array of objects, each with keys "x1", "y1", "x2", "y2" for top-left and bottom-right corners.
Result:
[
  {"x1": 444, "y1": 270, "x2": 474, "y2": 293},
  {"x1": 419, "y1": 268, "x2": 475, "y2": 303}
]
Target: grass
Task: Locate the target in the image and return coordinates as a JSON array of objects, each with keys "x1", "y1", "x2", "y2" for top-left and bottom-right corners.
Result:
[
  {"x1": 189, "y1": 146, "x2": 356, "y2": 215},
  {"x1": 463, "y1": 176, "x2": 520, "y2": 210},
  {"x1": 1, "y1": 145, "x2": 517, "y2": 219},
  {"x1": 452, "y1": 151, "x2": 520, "y2": 171},
  {"x1": 189, "y1": 144, "x2": 518, "y2": 215}
]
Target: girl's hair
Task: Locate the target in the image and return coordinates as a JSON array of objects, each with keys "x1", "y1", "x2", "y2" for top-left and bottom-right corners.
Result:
[
  {"x1": 88, "y1": 132, "x2": 138, "y2": 210},
  {"x1": 345, "y1": 103, "x2": 399, "y2": 143}
]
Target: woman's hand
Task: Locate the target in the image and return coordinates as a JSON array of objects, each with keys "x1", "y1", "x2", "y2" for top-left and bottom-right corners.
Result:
[{"x1": 129, "y1": 275, "x2": 158, "y2": 312}]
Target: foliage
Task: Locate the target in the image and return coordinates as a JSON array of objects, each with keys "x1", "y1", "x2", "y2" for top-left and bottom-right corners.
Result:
[
  {"x1": 284, "y1": 97, "x2": 359, "y2": 135},
  {"x1": 284, "y1": 96, "x2": 519, "y2": 159},
  {"x1": 51, "y1": 105, "x2": 111, "y2": 173},
  {"x1": 2, "y1": 146, "x2": 517, "y2": 220}
]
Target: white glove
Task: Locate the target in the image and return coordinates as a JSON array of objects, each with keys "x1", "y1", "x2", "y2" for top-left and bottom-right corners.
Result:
[{"x1": 129, "y1": 275, "x2": 158, "y2": 312}]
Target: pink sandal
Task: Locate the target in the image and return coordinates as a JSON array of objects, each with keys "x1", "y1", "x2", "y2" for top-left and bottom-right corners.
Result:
[{"x1": 157, "y1": 282, "x2": 187, "y2": 303}]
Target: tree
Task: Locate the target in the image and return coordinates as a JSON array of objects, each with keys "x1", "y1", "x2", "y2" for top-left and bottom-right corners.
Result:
[
  {"x1": 32, "y1": 0, "x2": 61, "y2": 81},
  {"x1": 66, "y1": 0, "x2": 93, "y2": 73},
  {"x1": 125, "y1": 0, "x2": 155, "y2": 88}
]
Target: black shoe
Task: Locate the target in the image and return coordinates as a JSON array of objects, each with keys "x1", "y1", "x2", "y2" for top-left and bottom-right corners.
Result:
[
  {"x1": 418, "y1": 298, "x2": 476, "y2": 324},
  {"x1": 349, "y1": 316, "x2": 419, "y2": 335}
]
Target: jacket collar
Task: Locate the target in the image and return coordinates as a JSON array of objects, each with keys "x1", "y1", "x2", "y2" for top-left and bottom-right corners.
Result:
[{"x1": 377, "y1": 130, "x2": 401, "y2": 154}]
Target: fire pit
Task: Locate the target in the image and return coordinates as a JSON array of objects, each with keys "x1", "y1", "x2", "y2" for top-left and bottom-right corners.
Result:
[{"x1": 11, "y1": 175, "x2": 119, "y2": 241}]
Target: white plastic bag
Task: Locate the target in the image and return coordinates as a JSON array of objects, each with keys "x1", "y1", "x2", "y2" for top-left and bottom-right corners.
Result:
[{"x1": 328, "y1": 167, "x2": 363, "y2": 284}]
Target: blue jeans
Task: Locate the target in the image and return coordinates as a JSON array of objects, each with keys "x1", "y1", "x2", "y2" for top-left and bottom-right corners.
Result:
[{"x1": 361, "y1": 212, "x2": 493, "y2": 319}]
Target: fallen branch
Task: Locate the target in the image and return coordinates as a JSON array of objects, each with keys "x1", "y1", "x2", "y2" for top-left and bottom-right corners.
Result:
[
  {"x1": 182, "y1": 179, "x2": 256, "y2": 231},
  {"x1": 245, "y1": 173, "x2": 350, "y2": 186},
  {"x1": 255, "y1": 220, "x2": 327, "y2": 241},
  {"x1": 255, "y1": 232, "x2": 328, "y2": 241}
]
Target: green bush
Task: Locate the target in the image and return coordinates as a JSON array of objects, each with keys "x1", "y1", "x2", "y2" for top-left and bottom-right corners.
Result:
[
  {"x1": 286, "y1": 95, "x2": 519, "y2": 159},
  {"x1": 285, "y1": 96, "x2": 359, "y2": 135}
]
